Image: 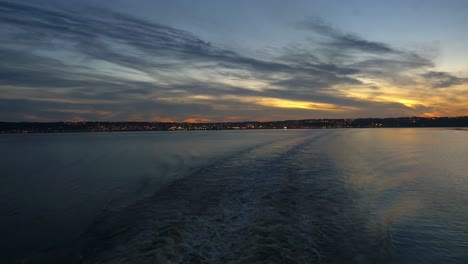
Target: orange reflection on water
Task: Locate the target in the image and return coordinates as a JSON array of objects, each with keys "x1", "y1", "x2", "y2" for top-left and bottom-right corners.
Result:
[{"x1": 379, "y1": 198, "x2": 423, "y2": 226}]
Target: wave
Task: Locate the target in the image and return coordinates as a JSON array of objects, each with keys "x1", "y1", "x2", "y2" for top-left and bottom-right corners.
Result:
[{"x1": 81, "y1": 131, "x2": 393, "y2": 263}]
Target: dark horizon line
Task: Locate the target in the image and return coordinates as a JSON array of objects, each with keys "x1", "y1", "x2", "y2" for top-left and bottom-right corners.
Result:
[
  {"x1": 1, "y1": 115, "x2": 467, "y2": 124},
  {"x1": 2, "y1": 116, "x2": 468, "y2": 134}
]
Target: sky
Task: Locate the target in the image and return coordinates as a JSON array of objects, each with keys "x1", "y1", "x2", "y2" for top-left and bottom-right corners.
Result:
[{"x1": 1, "y1": 0, "x2": 468, "y2": 122}]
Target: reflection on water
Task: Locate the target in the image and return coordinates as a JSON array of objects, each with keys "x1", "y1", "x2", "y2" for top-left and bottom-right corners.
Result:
[
  {"x1": 327, "y1": 128, "x2": 468, "y2": 263},
  {"x1": 1, "y1": 129, "x2": 468, "y2": 263}
]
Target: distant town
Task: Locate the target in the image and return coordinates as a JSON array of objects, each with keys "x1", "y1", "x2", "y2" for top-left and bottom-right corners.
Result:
[{"x1": 1, "y1": 116, "x2": 468, "y2": 134}]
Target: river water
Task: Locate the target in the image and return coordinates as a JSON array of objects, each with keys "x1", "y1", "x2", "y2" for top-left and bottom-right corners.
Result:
[{"x1": 1, "y1": 129, "x2": 468, "y2": 263}]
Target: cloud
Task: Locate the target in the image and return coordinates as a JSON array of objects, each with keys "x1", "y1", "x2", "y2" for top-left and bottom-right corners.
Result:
[
  {"x1": 351, "y1": 58, "x2": 432, "y2": 72},
  {"x1": 297, "y1": 17, "x2": 395, "y2": 54},
  {"x1": 422, "y1": 71, "x2": 468, "y2": 88},
  {"x1": 348, "y1": 56, "x2": 433, "y2": 85},
  {"x1": 294, "y1": 16, "x2": 440, "y2": 88},
  {"x1": 0, "y1": 1, "x2": 465, "y2": 120},
  {"x1": 0, "y1": 2, "x2": 358, "y2": 81},
  {"x1": 0, "y1": 1, "x2": 372, "y2": 120}
]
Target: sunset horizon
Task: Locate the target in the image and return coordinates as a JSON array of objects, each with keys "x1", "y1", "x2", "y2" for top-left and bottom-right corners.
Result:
[
  {"x1": 2, "y1": 1, "x2": 468, "y2": 263},
  {"x1": 3, "y1": 115, "x2": 468, "y2": 124},
  {"x1": 1, "y1": 1, "x2": 468, "y2": 122}
]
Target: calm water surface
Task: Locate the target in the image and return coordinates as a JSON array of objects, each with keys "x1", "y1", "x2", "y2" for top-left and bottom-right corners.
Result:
[{"x1": 1, "y1": 129, "x2": 468, "y2": 263}]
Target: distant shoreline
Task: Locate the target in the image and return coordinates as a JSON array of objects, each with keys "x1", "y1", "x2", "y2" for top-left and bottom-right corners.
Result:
[
  {"x1": 1, "y1": 127, "x2": 468, "y2": 135},
  {"x1": 1, "y1": 117, "x2": 468, "y2": 134}
]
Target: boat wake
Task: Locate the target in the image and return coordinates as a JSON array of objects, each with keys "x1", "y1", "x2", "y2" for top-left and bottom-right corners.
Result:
[{"x1": 81, "y1": 132, "x2": 393, "y2": 263}]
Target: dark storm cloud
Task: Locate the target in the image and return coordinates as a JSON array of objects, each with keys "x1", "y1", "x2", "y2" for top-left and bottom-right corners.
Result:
[{"x1": 422, "y1": 71, "x2": 467, "y2": 88}]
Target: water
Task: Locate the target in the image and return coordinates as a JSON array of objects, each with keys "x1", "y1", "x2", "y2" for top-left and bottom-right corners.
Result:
[{"x1": 1, "y1": 129, "x2": 468, "y2": 263}]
